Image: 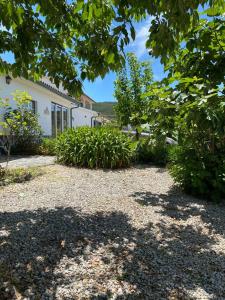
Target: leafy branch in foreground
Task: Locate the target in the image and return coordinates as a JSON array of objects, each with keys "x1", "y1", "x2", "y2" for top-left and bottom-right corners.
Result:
[{"x1": 0, "y1": 0, "x2": 223, "y2": 93}]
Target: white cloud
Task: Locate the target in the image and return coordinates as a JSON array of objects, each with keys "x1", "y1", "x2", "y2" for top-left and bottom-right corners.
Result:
[{"x1": 128, "y1": 17, "x2": 154, "y2": 58}]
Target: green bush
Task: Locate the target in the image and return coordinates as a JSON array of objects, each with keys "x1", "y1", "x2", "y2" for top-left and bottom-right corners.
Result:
[
  {"x1": 136, "y1": 139, "x2": 170, "y2": 166},
  {"x1": 168, "y1": 146, "x2": 225, "y2": 201},
  {"x1": 56, "y1": 127, "x2": 135, "y2": 169},
  {"x1": 38, "y1": 138, "x2": 57, "y2": 156},
  {"x1": 8, "y1": 110, "x2": 43, "y2": 155}
]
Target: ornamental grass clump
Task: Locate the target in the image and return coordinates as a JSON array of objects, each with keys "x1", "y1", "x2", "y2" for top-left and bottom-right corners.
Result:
[{"x1": 56, "y1": 127, "x2": 135, "y2": 169}]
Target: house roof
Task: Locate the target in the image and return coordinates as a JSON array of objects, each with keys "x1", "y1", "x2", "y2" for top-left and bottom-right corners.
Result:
[
  {"x1": 36, "y1": 79, "x2": 96, "y2": 106},
  {"x1": 4, "y1": 74, "x2": 94, "y2": 106},
  {"x1": 35, "y1": 80, "x2": 80, "y2": 105},
  {"x1": 80, "y1": 93, "x2": 96, "y2": 104}
]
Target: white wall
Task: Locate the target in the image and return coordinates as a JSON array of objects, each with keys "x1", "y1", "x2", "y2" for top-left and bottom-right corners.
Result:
[
  {"x1": 0, "y1": 76, "x2": 99, "y2": 136},
  {"x1": 72, "y1": 107, "x2": 98, "y2": 128}
]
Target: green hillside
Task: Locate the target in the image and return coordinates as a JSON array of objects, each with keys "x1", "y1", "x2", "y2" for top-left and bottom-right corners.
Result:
[{"x1": 93, "y1": 102, "x2": 116, "y2": 119}]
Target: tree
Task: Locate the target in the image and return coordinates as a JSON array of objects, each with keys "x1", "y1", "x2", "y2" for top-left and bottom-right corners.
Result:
[
  {"x1": 0, "y1": 91, "x2": 42, "y2": 164},
  {"x1": 0, "y1": 0, "x2": 223, "y2": 94},
  {"x1": 145, "y1": 16, "x2": 225, "y2": 199},
  {"x1": 147, "y1": 16, "x2": 225, "y2": 145},
  {"x1": 114, "y1": 52, "x2": 153, "y2": 139},
  {"x1": 114, "y1": 68, "x2": 131, "y2": 128}
]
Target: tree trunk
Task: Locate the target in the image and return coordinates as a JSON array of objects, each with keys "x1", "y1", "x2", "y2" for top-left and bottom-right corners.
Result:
[{"x1": 135, "y1": 129, "x2": 140, "y2": 141}]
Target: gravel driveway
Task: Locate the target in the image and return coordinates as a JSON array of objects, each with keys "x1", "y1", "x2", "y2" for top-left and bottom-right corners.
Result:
[{"x1": 0, "y1": 165, "x2": 224, "y2": 300}]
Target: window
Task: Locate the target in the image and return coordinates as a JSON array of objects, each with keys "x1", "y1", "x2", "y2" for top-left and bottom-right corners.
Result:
[
  {"x1": 85, "y1": 102, "x2": 91, "y2": 109},
  {"x1": 63, "y1": 107, "x2": 68, "y2": 130},
  {"x1": 51, "y1": 102, "x2": 69, "y2": 137},
  {"x1": 56, "y1": 105, "x2": 62, "y2": 135},
  {"x1": 28, "y1": 100, "x2": 37, "y2": 114},
  {"x1": 51, "y1": 103, "x2": 56, "y2": 137}
]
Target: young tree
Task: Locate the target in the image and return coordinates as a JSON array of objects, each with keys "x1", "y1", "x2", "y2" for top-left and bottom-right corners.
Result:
[
  {"x1": 114, "y1": 52, "x2": 153, "y2": 139},
  {"x1": 0, "y1": 91, "x2": 42, "y2": 164},
  {"x1": 114, "y1": 68, "x2": 131, "y2": 128}
]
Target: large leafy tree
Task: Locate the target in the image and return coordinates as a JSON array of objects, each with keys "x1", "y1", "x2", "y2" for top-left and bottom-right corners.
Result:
[
  {"x1": 0, "y1": 0, "x2": 223, "y2": 94},
  {"x1": 114, "y1": 53, "x2": 153, "y2": 139},
  {"x1": 145, "y1": 14, "x2": 225, "y2": 199},
  {"x1": 147, "y1": 16, "x2": 225, "y2": 144}
]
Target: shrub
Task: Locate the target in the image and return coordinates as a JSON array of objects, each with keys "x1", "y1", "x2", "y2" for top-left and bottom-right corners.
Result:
[
  {"x1": 136, "y1": 139, "x2": 170, "y2": 166},
  {"x1": 56, "y1": 127, "x2": 135, "y2": 169},
  {"x1": 38, "y1": 138, "x2": 57, "y2": 156},
  {"x1": 10, "y1": 110, "x2": 43, "y2": 155},
  {"x1": 168, "y1": 146, "x2": 225, "y2": 201},
  {"x1": 0, "y1": 91, "x2": 43, "y2": 156}
]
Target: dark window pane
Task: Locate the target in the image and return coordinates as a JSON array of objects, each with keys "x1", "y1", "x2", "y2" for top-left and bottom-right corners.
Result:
[
  {"x1": 31, "y1": 101, "x2": 36, "y2": 114},
  {"x1": 52, "y1": 103, "x2": 68, "y2": 136},
  {"x1": 63, "y1": 107, "x2": 68, "y2": 130},
  {"x1": 56, "y1": 105, "x2": 62, "y2": 134},
  {"x1": 51, "y1": 103, "x2": 56, "y2": 137},
  {"x1": 28, "y1": 100, "x2": 36, "y2": 114}
]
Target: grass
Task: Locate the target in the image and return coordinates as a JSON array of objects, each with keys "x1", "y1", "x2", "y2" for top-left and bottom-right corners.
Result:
[{"x1": 0, "y1": 166, "x2": 44, "y2": 186}]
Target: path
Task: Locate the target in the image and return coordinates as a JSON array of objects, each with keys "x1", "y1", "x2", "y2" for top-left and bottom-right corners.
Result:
[
  {"x1": 0, "y1": 164, "x2": 224, "y2": 299},
  {"x1": 0, "y1": 155, "x2": 55, "y2": 168}
]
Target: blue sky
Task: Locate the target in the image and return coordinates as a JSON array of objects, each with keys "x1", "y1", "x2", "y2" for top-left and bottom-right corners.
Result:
[{"x1": 84, "y1": 18, "x2": 165, "y2": 102}]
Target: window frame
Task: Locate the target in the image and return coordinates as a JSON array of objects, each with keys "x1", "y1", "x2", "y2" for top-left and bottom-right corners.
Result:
[
  {"x1": 51, "y1": 102, "x2": 69, "y2": 137},
  {"x1": 27, "y1": 100, "x2": 37, "y2": 114}
]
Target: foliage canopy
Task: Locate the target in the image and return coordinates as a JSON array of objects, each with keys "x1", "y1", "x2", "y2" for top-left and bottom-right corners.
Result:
[
  {"x1": 0, "y1": 0, "x2": 224, "y2": 94},
  {"x1": 145, "y1": 14, "x2": 225, "y2": 200}
]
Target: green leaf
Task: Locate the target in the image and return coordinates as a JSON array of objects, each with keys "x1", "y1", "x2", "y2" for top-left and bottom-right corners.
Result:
[
  {"x1": 130, "y1": 26, "x2": 135, "y2": 40},
  {"x1": 107, "y1": 53, "x2": 115, "y2": 64}
]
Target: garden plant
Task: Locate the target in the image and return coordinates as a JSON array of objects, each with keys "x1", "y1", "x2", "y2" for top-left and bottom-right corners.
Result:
[
  {"x1": 56, "y1": 127, "x2": 135, "y2": 169},
  {"x1": 0, "y1": 91, "x2": 42, "y2": 161}
]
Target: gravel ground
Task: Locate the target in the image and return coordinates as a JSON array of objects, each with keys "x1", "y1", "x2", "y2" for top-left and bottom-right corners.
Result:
[
  {"x1": 0, "y1": 155, "x2": 55, "y2": 168},
  {"x1": 0, "y1": 164, "x2": 225, "y2": 300}
]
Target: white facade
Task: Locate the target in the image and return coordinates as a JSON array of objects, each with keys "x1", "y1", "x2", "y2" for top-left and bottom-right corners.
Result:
[
  {"x1": 0, "y1": 76, "x2": 98, "y2": 136},
  {"x1": 72, "y1": 107, "x2": 97, "y2": 127}
]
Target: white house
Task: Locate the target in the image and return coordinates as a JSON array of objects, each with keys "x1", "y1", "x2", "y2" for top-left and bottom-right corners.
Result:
[{"x1": 0, "y1": 75, "x2": 99, "y2": 136}]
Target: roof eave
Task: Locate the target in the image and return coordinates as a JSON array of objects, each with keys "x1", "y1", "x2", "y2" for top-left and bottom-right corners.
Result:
[{"x1": 35, "y1": 81, "x2": 80, "y2": 105}]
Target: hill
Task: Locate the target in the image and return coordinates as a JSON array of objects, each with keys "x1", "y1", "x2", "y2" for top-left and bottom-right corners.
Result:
[{"x1": 93, "y1": 102, "x2": 116, "y2": 119}]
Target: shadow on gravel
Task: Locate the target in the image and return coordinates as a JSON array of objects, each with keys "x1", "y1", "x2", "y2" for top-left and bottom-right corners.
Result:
[
  {"x1": 131, "y1": 188, "x2": 225, "y2": 234},
  {"x1": 0, "y1": 203, "x2": 225, "y2": 299}
]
